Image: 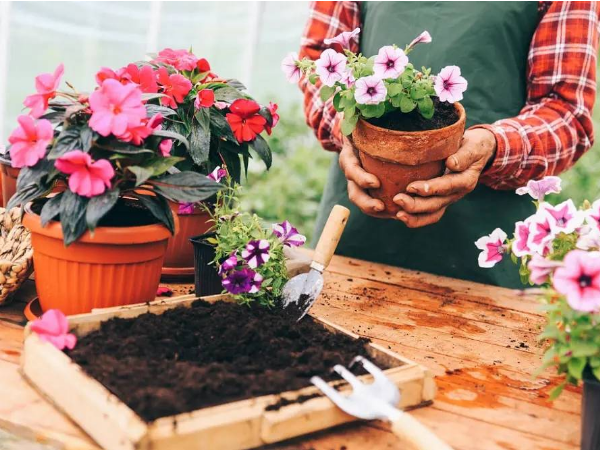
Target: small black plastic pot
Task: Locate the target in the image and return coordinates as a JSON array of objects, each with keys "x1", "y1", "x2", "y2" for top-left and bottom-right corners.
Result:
[
  {"x1": 190, "y1": 232, "x2": 223, "y2": 297},
  {"x1": 582, "y1": 367, "x2": 600, "y2": 450}
]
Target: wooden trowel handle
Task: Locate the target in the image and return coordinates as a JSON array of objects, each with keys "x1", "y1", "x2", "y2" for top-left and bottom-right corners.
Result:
[{"x1": 313, "y1": 205, "x2": 350, "y2": 270}]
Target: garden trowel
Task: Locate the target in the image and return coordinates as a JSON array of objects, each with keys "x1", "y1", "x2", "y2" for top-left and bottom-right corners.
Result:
[{"x1": 282, "y1": 205, "x2": 350, "y2": 321}]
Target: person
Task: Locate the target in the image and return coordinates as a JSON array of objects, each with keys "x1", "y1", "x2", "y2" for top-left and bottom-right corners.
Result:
[{"x1": 299, "y1": 1, "x2": 600, "y2": 288}]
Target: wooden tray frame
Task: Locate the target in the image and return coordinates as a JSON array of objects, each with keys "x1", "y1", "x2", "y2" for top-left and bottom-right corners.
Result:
[{"x1": 21, "y1": 294, "x2": 436, "y2": 450}]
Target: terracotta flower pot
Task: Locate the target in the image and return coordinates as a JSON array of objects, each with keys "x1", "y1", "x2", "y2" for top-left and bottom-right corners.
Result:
[
  {"x1": 352, "y1": 102, "x2": 466, "y2": 215},
  {"x1": 0, "y1": 157, "x2": 19, "y2": 208},
  {"x1": 23, "y1": 204, "x2": 176, "y2": 316},
  {"x1": 162, "y1": 204, "x2": 213, "y2": 280}
]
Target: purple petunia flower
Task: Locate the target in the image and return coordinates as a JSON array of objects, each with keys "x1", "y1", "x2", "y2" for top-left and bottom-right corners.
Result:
[
  {"x1": 373, "y1": 45, "x2": 408, "y2": 79},
  {"x1": 218, "y1": 251, "x2": 238, "y2": 276},
  {"x1": 222, "y1": 268, "x2": 263, "y2": 294},
  {"x1": 272, "y1": 220, "x2": 306, "y2": 247},
  {"x1": 354, "y1": 76, "x2": 387, "y2": 105},
  {"x1": 208, "y1": 166, "x2": 227, "y2": 183},
  {"x1": 178, "y1": 202, "x2": 195, "y2": 215},
  {"x1": 315, "y1": 49, "x2": 347, "y2": 87},
  {"x1": 242, "y1": 239, "x2": 270, "y2": 268}
]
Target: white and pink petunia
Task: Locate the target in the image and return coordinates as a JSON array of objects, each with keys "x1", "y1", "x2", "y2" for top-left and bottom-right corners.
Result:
[
  {"x1": 324, "y1": 27, "x2": 361, "y2": 49},
  {"x1": 585, "y1": 199, "x2": 600, "y2": 232},
  {"x1": 540, "y1": 199, "x2": 584, "y2": 235},
  {"x1": 577, "y1": 226, "x2": 600, "y2": 251},
  {"x1": 528, "y1": 254, "x2": 562, "y2": 285},
  {"x1": 281, "y1": 52, "x2": 302, "y2": 84},
  {"x1": 527, "y1": 212, "x2": 556, "y2": 255},
  {"x1": 516, "y1": 176, "x2": 562, "y2": 201},
  {"x1": 354, "y1": 75, "x2": 387, "y2": 105},
  {"x1": 315, "y1": 49, "x2": 347, "y2": 87},
  {"x1": 406, "y1": 31, "x2": 432, "y2": 52},
  {"x1": 272, "y1": 220, "x2": 306, "y2": 247},
  {"x1": 242, "y1": 239, "x2": 271, "y2": 268},
  {"x1": 475, "y1": 228, "x2": 507, "y2": 268},
  {"x1": 373, "y1": 46, "x2": 408, "y2": 79},
  {"x1": 553, "y1": 250, "x2": 600, "y2": 312},
  {"x1": 340, "y1": 68, "x2": 356, "y2": 88},
  {"x1": 512, "y1": 219, "x2": 533, "y2": 257},
  {"x1": 434, "y1": 65, "x2": 468, "y2": 103},
  {"x1": 208, "y1": 166, "x2": 227, "y2": 183}
]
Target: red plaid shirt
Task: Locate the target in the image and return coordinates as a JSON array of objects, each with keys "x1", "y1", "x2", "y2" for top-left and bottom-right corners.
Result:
[{"x1": 299, "y1": 1, "x2": 599, "y2": 190}]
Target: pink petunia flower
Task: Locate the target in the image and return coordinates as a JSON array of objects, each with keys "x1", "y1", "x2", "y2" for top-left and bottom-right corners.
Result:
[
  {"x1": 434, "y1": 65, "x2": 468, "y2": 103},
  {"x1": 527, "y1": 212, "x2": 556, "y2": 254},
  {"x1": 89, "y1": 79, "x2": 146, "y2": 137},
  {"x1": 373, "y1": 46, "x2": 408, "y2": 79},
  {"x1": 242, "y1": 239, "x2": 270, "y2": 268},
  {"x1": 475, "y1": 228, "x2": 507, "y2": 268},
  {"x1": 528, "y1": 254, "x2": 562, "y2": 285},
  {"x1": 577, "y1": 226, "x2": 600, "y2": 251},
  {"x1": 324, "y1": 27, "x2": 360, "y2": 49},
  {"x1": 156, "y1": 67, "x2": 192, "y2": 109},
  {"x1": 512, "y1": 218, "x2": 534, "y2": 258},
  {"x1": 153, "y1": 48, "x2": 198, "y2": 71},
  {"x1": 8, "y1": 116, "x2": 53, "y2": 168},
  {"x1": 55, "y1": 150, "x2": 115, "y2": 197},
  {"x1": 23, "y1": 63, "x2": 64, "y2": 118},
  {"x1": 553, "y1": 250, "x2": 600, "y2": 312},
  {"x1": 272, "y1": 220, "x2": 306, "y2": 247},
  {"x1": 194, "y1": 89, "x2": 215, "y2": 109},
  {"x1": 30, "y1": 309, "x2": 77, "y2": 350},
  {"x1": 178, "y1": 202, "x2": 195, "y2": 215},
  {"x1": 340, "y1": 68, "x2": 356, "y2": 88},
  {"x1": 585, "y1": 199, "x2": 600, "y2": 232},
  {"x1": 208, "y1": 166, "x2": 227, "y2": 182},
  {"x1": 315, "y1": 49, "x2": 347, "y2": 87},
  {"x1": 540, "y1": 199, "x2": 584, "y2": 235},
  {"x1": 515, "y1": 176, "x2": 562, "y2": 201},
  {"x1": 354, "y1": 76, "x2": 387, "y2": 105},
  {"x1": 159, "y1": 139, "x2": 173, "y2": 157},
  {"x1": 406, "y1": 31, "x2": 432, "y2": 52},
  {"x1": 281, "y1": 52, "x2": 302, "y2": 84}
]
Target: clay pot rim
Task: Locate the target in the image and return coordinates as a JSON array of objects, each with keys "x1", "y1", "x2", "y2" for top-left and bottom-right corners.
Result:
[
  {"x1": 23, "y1": 202, "x2": 173, "y2": 245},
  {"x1": 357, "y1": 102, "x2": 465, "y2": 137}
]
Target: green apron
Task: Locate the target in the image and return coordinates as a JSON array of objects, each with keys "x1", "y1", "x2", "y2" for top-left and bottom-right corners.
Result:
[{"x1": 313, "y1": 1, "x2": 539, "y2": 288}]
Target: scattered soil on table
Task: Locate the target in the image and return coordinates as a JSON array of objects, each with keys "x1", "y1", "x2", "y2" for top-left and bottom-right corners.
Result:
[
  {"x1": 367, "y1": 97, "x2": 458, "y2": 132},
  {"x1": 68, "y1": 300, "x2": 385, "y2": 422}
]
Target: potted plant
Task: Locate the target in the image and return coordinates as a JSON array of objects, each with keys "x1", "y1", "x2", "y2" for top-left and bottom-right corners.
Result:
[
  {"x1": 5, "y1": 61, "x2": 222, "y2": 315},
  {"x1": 283, "y1": 30, "x2": 467, "y2": 214},
  {"x1": 475, "y1": 176, "x2": 600, "y2": 450}
]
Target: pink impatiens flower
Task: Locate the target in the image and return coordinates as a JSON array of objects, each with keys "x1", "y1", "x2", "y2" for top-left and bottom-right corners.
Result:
[
  {"x1": 475, "y1": 228, "x2": 507, "y2": 268},
  {"x1": 156, "y1": 67, "x2": 192, "y2": 109},
  {"x1": 434, "y1": 65, "x2": 468, "y2": 103},
  {"x1": 156, "y1": 286, "x2": 173, "y2": 297},
  {"x1": 373, "y1": 46, "x2": 408, "y2": 79},
  {"x1": 194, "y1": 89, "x2": 215, "y2": 109},
  {"x1": 354, "y1": 76, "x2": 387, "y2": 105},
  {"x1": 516, "y1": 176, "x2": 562, "y2": 201},
  {"x1": 324, "y1": 27, "x2": 361, "y2": 49},
  {"x1": 315, "y1": 49, "x2": 347, "y2": 87},
  {"x1": 118, "y1": 113, "x2": 163, "y2": 146},
  {"x1": 8, "y1": 116, "x2": 53, "y2": 168},
  {"x1": 281, "y1": 52, "x2": 302, "y2": 84},
  {"x1": 512, "y1": 219, "x2": 533, "y2": 257},
  {"x1": 89, "y1": 79, "x2": 146, "y2": 137},
  {"x1": 30, "y1": 309, "x2": 76, "y2": 351},
  {"x1": 553, "y1": 250, "x2": 600, "y2": 312},
  {"x1": 406, "y1": 31, "x2": 432, "y2": 52},
  {"x1": 23, "y1": 63, "x2": 64, "y2": 118},
  {"x1": 55, "y1": 150, "x2": 115, "y2": 198},
  {"x1": 153, "y1": 48, "x2": 198, "y2": 71},
  {"x1": 208, "y1": 166, "x2": 227, "y2": 182},
  {"x1": 159, "y1": 139, "x2": 173, "y2": 157},
  {"x1": 528, "y1": 254, "x2": 562, "y2": 285},
  {"x1": 541, "y1": 199, "x2": 584, "y2": 235}
]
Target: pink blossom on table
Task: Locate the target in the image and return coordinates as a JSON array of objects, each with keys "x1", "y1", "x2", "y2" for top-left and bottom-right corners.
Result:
[
  {"x1": 577, "y1": 226, "x2": 600, "y2": 251},
  {"x1": 553, "y1": 250, "x2": 600, "y2": 312},
  {"x1": 23, "y1": 63, "x2": 64, "y2": 118},
  {"x1": 159, "y1": 139, "x2": 173, "y2": 157},
  {"x1": 55, "y1": 150, "x2": 115, "y2": 197},
  {"x1": 434, "y1": 65, "x2": 468, "y2": 103},
  {"x1": 222, "y1": 268, "x2": 263, "y2": 295},
  {"x1": 528, "y1": 254, "x2": 562, "y2": 285},
  {"x1": 214, "y1": 101, "x2": 229, "y2": 110},
  {"x1": 153, "y1": 48, "x2": 198, "y2": 71},
  {"x1": 373, "y1": 46, "x2": 408, "y2": 79},
  {"x1": 89, "y1": 79, "x2": 146, "y2": 137},
  {"x1": 117, "y1": 113, "x2": 163, "y2": 146},
  {"x1": 178, "y1": 202, "x2": 195, "y2": 215},
  {"x1": 475, "y1": 228, "x2": 507, "y2": 268},
  {"x1": 8, "y1": 115, "x2": 53, "y2": 168},
  {"x1": 512, "y1": 218, "x2": 534, "y2": 257},
  {"x1": 324, "y1": 27, "x2": 360, "y2": 49},
  {"x1": 340, "y1": 68, "x2": 355, "y2": 88},
  {"x1": 272, "y1": 220, "x2": 306, "y2": 247},
  {"x1": 218, "y1": 251, "x2": 238, "y2": 276},
  {"x1": 281, "y1": 52, "x2": 302, "y2": 84},
  {"x1": 315, "y1": 49, "x2": 347, "y2": 87},
  {"x1": 156, "y1": 286, "x2": 173, "y2": 297},
  {"x1": 207, "y1": 166, "x2": 227, "y2": 182},
  {"x1": 527, "y1": 212, "x2": 556, "y2": 254},
  {"x1": 406, "y1": 31, "x2": 432, "y2": 52},
  {"x1": 585, "y1": 199, "x2": 600, "y2": 232},
  {"x1": 540, "y1": 199, "x2": 584, "y2": 235},
  {"x1": 515, "y1": 176, "x2": 562, "y2": 201},
  {"x1": 242, "y1": 239, "x2": 270, "y2": 268},
  {"x1": 354, "y1": 75, "x2": 387, "y2": 105},
  {"x1": 194, "y1": 89, "x2": 215, "y2": 109},
  {"x1": 30, "y1": 309, "x2": 76, "y2": 351},
  {"x1": 156, "y1": 67, "x2": 192, "y2": 109}
]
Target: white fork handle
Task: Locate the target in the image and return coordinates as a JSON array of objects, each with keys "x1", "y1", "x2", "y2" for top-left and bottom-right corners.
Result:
[{"x1": 390, "y1": 412, "x2": 453, "y2": 450}]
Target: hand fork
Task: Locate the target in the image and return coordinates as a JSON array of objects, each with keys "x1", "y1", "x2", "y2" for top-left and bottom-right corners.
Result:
[{"x1": 311, "y1": 356, "x2": 452, "y2": 450}]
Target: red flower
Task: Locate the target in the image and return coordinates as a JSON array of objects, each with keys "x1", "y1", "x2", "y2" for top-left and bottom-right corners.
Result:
[
  {"x1": 265, "y1": 102, "x2": 279, "y2": 135},
  {"x1": 194, "y1": 89, "x2": 215, "y2": 109},
  {"x1": 225, "y1": 99, "x2": 266, "y2": 143},
  {"x1": 122, "y1": 64, "x2": 158, "y2": 94},
  {"x1": 156, "y1": 67, "x2": 192, "y2": 109},
  {"x1": 197, "y1": 58, "x2": 211, "y2": 73}
]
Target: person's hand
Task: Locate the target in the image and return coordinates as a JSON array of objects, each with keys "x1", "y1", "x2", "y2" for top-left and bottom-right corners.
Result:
[
  {"x1": 393, "y1": 128, "x2": 497, "y2": 228},
  {"x1": 338, "y1": 136, "x2": 387, "y2": 217}
]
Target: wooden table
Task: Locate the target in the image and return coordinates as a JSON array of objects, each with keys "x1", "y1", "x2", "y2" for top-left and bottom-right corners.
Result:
[{"x1": 0, "y1": 255, "x2": 581, "y2": 450}]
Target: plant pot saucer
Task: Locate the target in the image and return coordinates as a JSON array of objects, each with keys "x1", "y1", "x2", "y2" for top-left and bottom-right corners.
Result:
[
  {"x1": 161, "y1": 266, "x2": 195, "y2": 281},
  {"x1": 24, "y1": 297, "x2": 43, "y2": 321}
]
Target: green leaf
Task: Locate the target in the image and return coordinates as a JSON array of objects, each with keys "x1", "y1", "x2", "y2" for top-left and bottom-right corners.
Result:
[
  {"x1": 341, "y1": 114, "x2": 359, "y2": 136},
  {"x1": 571, "y1": 340, "x2": 599, "y2": 358},
  {"x1": 133, "y1": 193, "x2": 175, "y2": 234},
  {"x1": 59, "y1": 190, "x2": 89, "y2": 246},
  {"x1": 400, "y1": 95, "x2": 416, "y2": 113},
  {"x1": 128, "y1": 166, "x2": 154, "y2": 187},
  {"x1": 548, "y1": 383, "x2": 565, "y2": 401},
  {"x1": 96, "y1": 142, "x2": 155, "y2": 155},
  {"x1": 141, "y1": 93, "x2": 168, "y2": 102},
  {"x1": 39, "y1": 110, "x2": 65, "y2": 124},
  {"x1": 226, "y1": 79, "x2": 246, "y2": 90},
  {"x1": 49, "y1": 126, "x2": 84, "y2": 159},
  {"x1": 360, "y1": 103, "x2": 386, "y2": 119},
  {"x1": 150, "y1": 171, "x2": 222, "y2": 203},
  {"x1": 249, "y1": 135, "x2": 272, "y2": 170},
  {"x1": 80, "y1": 126, "x2": 94, "y2": 152},
  {"x1": 86, "y1": 189, "x2": 120, "y2": 231},
  {"x1": 189, "y1": 121, "x2": 211, "y2": 165},
  {"x1": 210, "y1": 111, "x2": 237, "y2": 142},
  {"x1": 308, "y1": 73, "x2": 319, "y2": 85},
  {"x1": 152, "y1": 129, "x2": 189, "y2": 150},
  {"x1": 410, "y1": 86, "x2": 427, "y2": 100},
  {"x1": 417, "y1": 96, "x2": 434, "y2": 119},
  {"x1": 194, "y1": 107, "x2": 211, "y2": 132},
  {"x1": 40, "y1": 193, "x2": 63, "y2": 226},
  {"x1": 320, "y1": 85, "x2": 336, "y2": 102},
  {"x1": 333, "y1": 92, "x2": 342, "y2": 111},
  {"x1": 146, "y1": 104, "x2": 177, "y2": 118},
  {"x1": 6, "y1": 184, "x2": 48, "y2": 210},
  {"x1": 567, "y1": 357, "x2": 586, "y2": 380},
  {"x1": 387, "y1": 83, "x2": 403, "y2": 97},
  {"x1": 146, "y1": 156, "x2": 185, "y2": 177},
  {"x1": 17, "y1": 159, "x2": 57, "y2": 191},
  {"x1": 213, "y1": 86, "x2": 244, "y2": 103}
]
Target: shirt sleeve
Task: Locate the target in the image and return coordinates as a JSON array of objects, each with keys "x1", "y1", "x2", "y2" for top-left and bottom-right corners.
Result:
[
  {"x1": 475, "y1": 1, "x2": 600, "y2": 190},
  {"x1": 298, "y1": 1, "x2": 361, "y2": 151}
]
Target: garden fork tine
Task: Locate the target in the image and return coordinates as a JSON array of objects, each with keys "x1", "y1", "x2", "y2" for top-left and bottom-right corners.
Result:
[{"x1": 311, "y1": 357, "x2": 453, "y2": 450}]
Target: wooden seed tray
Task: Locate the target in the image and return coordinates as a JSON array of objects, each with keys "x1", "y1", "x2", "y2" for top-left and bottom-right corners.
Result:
[{"x1": 21, "y1": 294, "x2": 436, "y2": 450}]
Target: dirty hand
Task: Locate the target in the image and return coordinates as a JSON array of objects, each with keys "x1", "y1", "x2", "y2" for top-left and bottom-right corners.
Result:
[
  {"x1": 339, "y1": 136, "x2": 388, "y2": 217},
  {"x1": 393, "y1": 128, "x2": 496, "y2": 228}
]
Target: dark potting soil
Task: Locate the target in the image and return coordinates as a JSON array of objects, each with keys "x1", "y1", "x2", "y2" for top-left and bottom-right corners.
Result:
[
  {"x1": 368, "y1": 97, "x2": 458, "y2": 132},
  {"x1": 67, "y1": 300, "x2": 384, "y2": 422}
]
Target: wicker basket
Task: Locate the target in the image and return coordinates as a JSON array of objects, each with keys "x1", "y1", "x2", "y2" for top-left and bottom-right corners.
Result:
[{"x1": 0, "y1": 208, "x2": 33, "y2": 305}]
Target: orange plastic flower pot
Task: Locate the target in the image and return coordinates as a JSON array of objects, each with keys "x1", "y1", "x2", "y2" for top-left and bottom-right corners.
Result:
[
  {"x1": 0, "y1": 162, "x2": 19, "y2": 208},
  {"x1": 23, "y1": 206, "x2": 175, "y2": 316}
]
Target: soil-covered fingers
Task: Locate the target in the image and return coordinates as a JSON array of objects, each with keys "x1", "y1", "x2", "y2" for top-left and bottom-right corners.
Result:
[
  {"x1": 406, "y1": 169, "x2": 479, "y2": 198},
  {"x1": 393, "y1": 193, "x2": 459, "y2": 214},
  {"x1": 396, "y1": 207, "x2": 448, "y2": 228},
  {"x1": 347, "y1": 180, "x2": 387, "y2": 217},
  {"x1": 339, "y1": 140, "x2": 380, "y2": 190}
]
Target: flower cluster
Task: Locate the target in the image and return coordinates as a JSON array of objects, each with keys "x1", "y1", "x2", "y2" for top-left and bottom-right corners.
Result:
[
  {"x1": 476, "y1": 176, "x2": 600, "y2": 396},
  {"x1": 282, "y1": 29, "x2": 467, "y2": 134},
  {"x1": 208, "y1": 178, "x2": 306, "y2": 306}
]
